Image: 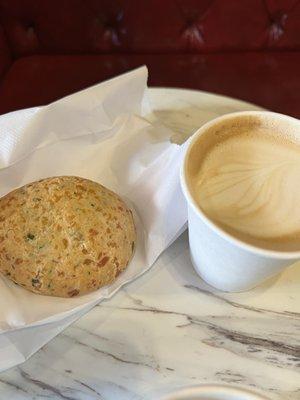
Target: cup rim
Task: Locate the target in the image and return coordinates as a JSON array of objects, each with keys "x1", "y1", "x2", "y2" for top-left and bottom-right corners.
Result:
[
  {"x1": 181, "y1": 110, "x2": 300, "y2": 260},
  {"x1": 160, "y1": 384, "x2": 269, "y2": 400}
]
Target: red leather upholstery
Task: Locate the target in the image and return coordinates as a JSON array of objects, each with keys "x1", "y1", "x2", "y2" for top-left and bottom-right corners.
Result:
[
  {"x1": 0, "y1": 0, "x2": 300, "y2": 116},
  {"x1": 0, "y1": 25, "x2": 11, "y2": 78}
]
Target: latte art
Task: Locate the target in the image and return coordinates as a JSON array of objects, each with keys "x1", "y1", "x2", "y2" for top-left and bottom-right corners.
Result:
[{"x1": 192, "y1": 129, "x2": 300, "y2": 251}]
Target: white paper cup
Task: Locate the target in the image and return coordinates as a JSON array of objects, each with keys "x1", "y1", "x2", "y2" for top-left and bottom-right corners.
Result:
[
  {"x1": 180, "y1": 111, "x2": 300, "y2": 292},
  {"x1": 160, "y1": 384, "x2": 269, "y2": 400}
]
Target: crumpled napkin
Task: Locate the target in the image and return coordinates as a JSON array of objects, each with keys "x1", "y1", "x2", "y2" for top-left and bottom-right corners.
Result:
[{"x1": 0, "y1": 66, "x2": 188, "y2": 371}]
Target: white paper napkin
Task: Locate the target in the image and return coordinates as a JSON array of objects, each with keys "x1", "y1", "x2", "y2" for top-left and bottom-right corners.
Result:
[{"x1": 0, "y1": 67, "x2": 188, "y2": 371}]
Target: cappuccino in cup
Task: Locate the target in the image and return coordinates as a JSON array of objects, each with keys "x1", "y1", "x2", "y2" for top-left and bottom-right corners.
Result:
[{"x1": 181, "y1": 112, "x2": 300, "y2": 291}]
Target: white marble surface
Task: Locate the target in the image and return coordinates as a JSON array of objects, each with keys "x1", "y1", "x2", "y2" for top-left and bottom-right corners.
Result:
[{"x1": 0, "y1": 88, "x2": 299, "y2": 399}]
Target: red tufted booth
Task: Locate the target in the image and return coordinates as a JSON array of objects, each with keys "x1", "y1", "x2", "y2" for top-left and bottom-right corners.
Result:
[{"x1": 0, "y1": 0, "x2": 300, "y2": 117}]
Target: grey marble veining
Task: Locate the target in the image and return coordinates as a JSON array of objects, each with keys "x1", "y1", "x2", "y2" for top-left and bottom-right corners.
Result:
[{"x1": 0, "y1": 88, "x2": 299, "y2": 400}]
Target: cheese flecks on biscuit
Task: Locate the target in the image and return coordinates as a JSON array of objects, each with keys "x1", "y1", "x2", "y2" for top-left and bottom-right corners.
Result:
[{"x1": 0, "y1": 176, "x2": 136, "y2": 297}]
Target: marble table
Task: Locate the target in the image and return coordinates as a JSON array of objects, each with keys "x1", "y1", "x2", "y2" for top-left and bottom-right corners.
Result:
[{"x1": 0, "y1": 88, "x2": 299, "y2": 400}]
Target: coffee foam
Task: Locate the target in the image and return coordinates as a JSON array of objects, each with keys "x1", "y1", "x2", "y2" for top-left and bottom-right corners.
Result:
[{"x1": 188, "y1": 116, "x2": 300, "y2": 252}]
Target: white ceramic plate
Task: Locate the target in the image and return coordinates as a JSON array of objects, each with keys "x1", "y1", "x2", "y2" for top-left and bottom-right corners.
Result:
[{"x1": 161, "y1": 384, "x2": 269, "y2": 400}]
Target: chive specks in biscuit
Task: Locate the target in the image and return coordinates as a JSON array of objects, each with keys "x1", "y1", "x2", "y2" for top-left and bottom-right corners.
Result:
[{"x1": 0, "y1": 176, "x2": 136, "y2": 297}]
